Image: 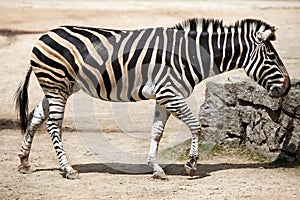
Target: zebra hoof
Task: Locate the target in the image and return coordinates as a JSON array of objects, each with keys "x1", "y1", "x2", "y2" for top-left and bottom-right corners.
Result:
[
  {"x1": 18, "y1": 164, "x2": 32, "y2": 174},
  {"x1": 184, "y1": 162, "x2": 196, "y2": 177},
  {"x1": 152, "y1": 170, "x2": 168, "y2": 180},
  {"x1": 65, "y1": 170, "x2": 80, "y2": 179}
]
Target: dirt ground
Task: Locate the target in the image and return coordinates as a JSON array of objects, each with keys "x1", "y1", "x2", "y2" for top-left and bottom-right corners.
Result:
[{"x1": 1, "y1": 0, "x2": 300, "y2": 199}]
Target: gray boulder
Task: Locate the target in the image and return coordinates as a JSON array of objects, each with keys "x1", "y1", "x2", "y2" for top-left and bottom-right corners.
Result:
[{"x1": 199, "y1": 75, "x2": 300, "y2": 161}]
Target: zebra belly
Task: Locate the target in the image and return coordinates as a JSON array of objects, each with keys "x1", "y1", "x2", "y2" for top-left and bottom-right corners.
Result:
[{"x1": 75, "y1": 74, "x2": 156, "y2": 102}]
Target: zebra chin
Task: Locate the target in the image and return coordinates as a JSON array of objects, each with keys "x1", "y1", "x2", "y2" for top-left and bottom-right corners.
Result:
[{"x1": 267, "y1": 75, "x2": 291, "y2": 98}]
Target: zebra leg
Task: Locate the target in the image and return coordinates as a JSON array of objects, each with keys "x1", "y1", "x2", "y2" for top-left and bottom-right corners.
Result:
[
  {"x1": 184, "y1": 134, "x2": 200, "y2": 177},
  {"x1": 46, "y1": 96, "x2": 79, "y2": 179},
  {"x1": 18, "y1": 97, "x2": 49, "y2": 174},
  {"x1": 148, "y1": 104, "x2": 170, "y2": 179},
  {"x1": 161, "y1": 97, "x2": 201, "y2": 177}
]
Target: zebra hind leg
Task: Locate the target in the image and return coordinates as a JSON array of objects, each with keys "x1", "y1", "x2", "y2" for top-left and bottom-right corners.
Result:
[
  {"x1": 18, "y1": 97, "x2": 49, "y2": 174},
  {"x1": 46, "y1": 95, "x2": 79, "y2": 179},
  {"x1": 148, "y1": 104, "x2": 170, "y2": 180}
]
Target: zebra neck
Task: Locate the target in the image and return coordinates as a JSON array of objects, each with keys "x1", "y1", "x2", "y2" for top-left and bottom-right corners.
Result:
[{"x1": 186, "y1": 26, "x2": 252, "y2": 82}]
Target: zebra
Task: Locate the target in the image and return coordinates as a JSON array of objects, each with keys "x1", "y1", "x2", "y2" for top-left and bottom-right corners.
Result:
[{"x1": 15, "y1": 18, "x2": 290, "y2": 179}]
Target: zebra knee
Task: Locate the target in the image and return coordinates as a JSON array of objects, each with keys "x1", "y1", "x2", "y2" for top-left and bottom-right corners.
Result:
[
  {"x1": 35, "y1": 98, "x2": 49, "y2": 120},
  {"x1": 151, "y1": 121, "x2": 164, "y2": 141},
  {"x1": 28, "y1": 98, "x2": 49, "y2": 129}
]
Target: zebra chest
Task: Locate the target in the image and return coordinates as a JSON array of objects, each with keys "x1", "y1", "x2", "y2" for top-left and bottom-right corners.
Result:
[{"x1": 140, "y1": 82, "x2": 156, "y2": 99}]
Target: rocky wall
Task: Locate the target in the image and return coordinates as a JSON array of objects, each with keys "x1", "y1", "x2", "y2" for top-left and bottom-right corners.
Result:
[{"x1": 199, "y1": 76, "x2": 300, "y2": 161}]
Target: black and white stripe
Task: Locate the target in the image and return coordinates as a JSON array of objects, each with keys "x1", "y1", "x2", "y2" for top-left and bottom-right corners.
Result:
[{"x1": 16, "y1": 18, "x2": 290, "y2": 179}]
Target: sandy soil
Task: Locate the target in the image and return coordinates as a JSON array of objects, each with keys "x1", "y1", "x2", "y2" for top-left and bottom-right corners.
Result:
[{"x1": 1, "y1": 0, "x2": 300, "y2": 199}]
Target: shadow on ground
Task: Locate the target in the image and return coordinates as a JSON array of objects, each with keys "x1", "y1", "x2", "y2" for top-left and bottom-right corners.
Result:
[
  {"x1": 35, "y1": 162, "x2": 287, "y2": 179},
  {"x1": 0, "y1": 119, "x2": 19, "y2": 131}
]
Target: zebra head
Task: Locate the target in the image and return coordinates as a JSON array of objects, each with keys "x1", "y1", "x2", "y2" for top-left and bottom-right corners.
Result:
[{"x1": 245, "y1": 22, "x2": 290, "y2": 98}]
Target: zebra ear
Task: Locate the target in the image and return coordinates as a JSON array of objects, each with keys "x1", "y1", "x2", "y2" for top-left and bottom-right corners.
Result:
[{"x1": 257, "y1": 26, "x2": 277, "y2": 42}]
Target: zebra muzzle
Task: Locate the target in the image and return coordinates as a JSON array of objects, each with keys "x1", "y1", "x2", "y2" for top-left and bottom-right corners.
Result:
[{"x1": 268, "y1": 75, "x2": 291, "y2": 98}]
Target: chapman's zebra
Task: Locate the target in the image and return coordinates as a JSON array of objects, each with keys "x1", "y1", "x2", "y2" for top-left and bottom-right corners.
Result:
[{"x1": 15, "y1": 18, "x2": 290, "y2": 179}]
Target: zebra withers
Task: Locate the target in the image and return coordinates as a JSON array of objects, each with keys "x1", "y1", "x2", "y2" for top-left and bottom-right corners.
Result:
[{"x1": 15, "y1": 18, "x2": 290, "y2": 179}]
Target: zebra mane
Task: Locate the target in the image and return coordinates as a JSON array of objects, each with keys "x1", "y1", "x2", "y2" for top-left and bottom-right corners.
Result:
[
  {"x1": 174, "y1": 18, "x2": 222, "y2": 31},
  {"x1": 173, "y1": 18, "x2": 275, "y2": 40}
]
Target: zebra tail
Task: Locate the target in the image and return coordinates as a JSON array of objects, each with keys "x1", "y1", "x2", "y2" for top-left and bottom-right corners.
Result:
[{"x1": 14, "y1": 66, "x2": 32, "y2": 135}]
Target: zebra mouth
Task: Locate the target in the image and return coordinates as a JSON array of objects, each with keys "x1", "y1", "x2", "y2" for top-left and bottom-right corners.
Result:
[
  {"x1": 268, "y1": 75, "x2": 291, "y2": 98},
  {"x1": 268, "y1": 86, "x2": 284, "y2": 98}
]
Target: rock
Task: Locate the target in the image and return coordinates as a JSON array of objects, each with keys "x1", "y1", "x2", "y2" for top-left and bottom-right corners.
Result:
[
  {"x1": 282, "y1": 90, "x2": 300, "y2": 118},
  {"x1": 199, "y1": 76, "x2": 300, "y2": 161},
  {"x1": 282, "y1": 118, "x2": 300, "y2": 154}
]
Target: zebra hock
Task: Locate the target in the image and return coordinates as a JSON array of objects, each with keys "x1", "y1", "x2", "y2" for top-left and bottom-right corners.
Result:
[{"x1": 15, "y1": 18, "x2": 290, "y2": 179}]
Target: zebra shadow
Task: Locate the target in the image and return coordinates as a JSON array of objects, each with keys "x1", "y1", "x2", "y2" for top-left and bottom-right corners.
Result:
[{"x1": 69, "y1": 162, "x2": 271, "y2": 179}]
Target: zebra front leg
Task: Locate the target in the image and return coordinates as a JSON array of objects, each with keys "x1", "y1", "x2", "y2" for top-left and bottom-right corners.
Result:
[
  {"x1": 18, "y1": 97, "x2": 49, "y2": 174},
  {"x1": 163, "y1": 97, "x2": 201, "y2": 177},
  {"x1": 47, "y1": 97, "x2": 79, "y2": 179},
  {"x1": 148, "y1": 104, "x2": 170, "y2": 179},
  {"x1": 184, "y1": 133, "x2": 199, "y2": 177}
]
